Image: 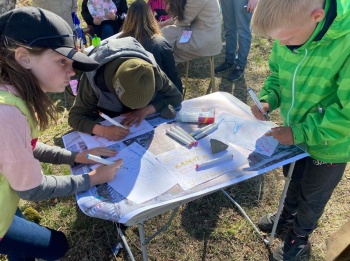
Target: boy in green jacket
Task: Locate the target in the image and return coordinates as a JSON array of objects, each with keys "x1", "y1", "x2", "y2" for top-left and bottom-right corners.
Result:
[{"x1": 250, "y1": 0, "x2": 350, "y2": 260}]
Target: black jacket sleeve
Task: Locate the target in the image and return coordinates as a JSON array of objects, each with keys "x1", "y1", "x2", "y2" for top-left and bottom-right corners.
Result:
[{"x1": 81, "y1": 0, "x2": 94, "y2": 26}]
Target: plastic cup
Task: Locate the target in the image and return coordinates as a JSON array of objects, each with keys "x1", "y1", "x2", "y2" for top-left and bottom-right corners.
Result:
[
  {"x1": 92, "y1": 35, "x2": 101, "y2": 47},
  {"x1": 69, "y1": 80, "x2": 78, "y2": 96}
]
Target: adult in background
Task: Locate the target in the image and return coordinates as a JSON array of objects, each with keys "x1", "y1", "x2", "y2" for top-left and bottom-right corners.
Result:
[
  {"x1": 81, "y1": 0, "x2": 128, "y2": 40},
  {"x1": 159, "y1": 0, "x2": 222, "y2": 63},
  {"x1": 214, "y1": 0, "x2": 258, "y2": 81},
  {"x1": 32, "y1": 0, "x2": 78, "y2": 29},
  {"x1": 118, "y1": 0, "x2": 183, "y2": 93},
  {"x1": 68, "y1": 37, "x2": 183, "y2": 141}
]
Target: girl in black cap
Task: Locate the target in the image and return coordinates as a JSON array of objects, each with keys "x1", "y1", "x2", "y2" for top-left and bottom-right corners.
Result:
[{"x1": 0, "y1": 7, "x2": 122, "y2": 260}]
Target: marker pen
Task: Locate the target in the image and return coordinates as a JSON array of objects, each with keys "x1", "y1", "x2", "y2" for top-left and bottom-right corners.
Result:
[
  {"x1": 166, "y1": 129, "x2": 192, "y2": 146},
  {"x1": 86, "y1": 154, "x2": 127, "y2": 169},
  {"x1": 99, "y1": 112, "x2": 128, "y2": 129},
  {"x1": 247, "y1": 88, "x2": 270, "y2": 121},
  {"x1": 193, "y1": 124, "x2": 218, "y2": 140},
  {"x1": 195, "y1": 154, "x2": 233, "y2": 169},
  {"x1": 174, "y1": 126, "x2": 198, "y2": 145},
  {"x1": 170, "y1": 127, "x2": 194, "y2": 146}
]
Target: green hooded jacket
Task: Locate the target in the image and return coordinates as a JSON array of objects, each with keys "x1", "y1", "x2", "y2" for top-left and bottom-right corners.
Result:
[{"x1": 260, "y1": 0, "x2": 350, "y2": 163}]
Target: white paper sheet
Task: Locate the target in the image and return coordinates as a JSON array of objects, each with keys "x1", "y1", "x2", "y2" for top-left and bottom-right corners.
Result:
[
  {"x1": 209, "y1": 112, "x2": 279, "y2": 156},
  {"x1": 79, "y1": 116, "x2": 154, "y2": 149},
  {"x1": 156, "y1": 141, "x2": 248, "y2": 190},
  {"x1": 107, "y1": 142, "x2": 177, "y2": 204}
]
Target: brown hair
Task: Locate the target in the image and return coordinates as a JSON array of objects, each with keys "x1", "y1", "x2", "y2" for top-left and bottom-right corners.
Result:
[
  {"x1": 0, "y1": 40, "x2": 57, "y2": 130},
  {"x1": 251, "y1": 0, "x2": 325, "y2": 37},
  {"x1": 119, "y1": 0, "x2": 161, "y2": 45},
  {"x1": 163, "y1": 0, "x2": 187, "y2": 21}
]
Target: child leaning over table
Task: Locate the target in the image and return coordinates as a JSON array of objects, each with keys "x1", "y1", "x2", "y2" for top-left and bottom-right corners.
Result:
[
  {"x1": 250, "y1": 0, "x2": 350, "y2": 260},
  {"x1": 0, "y1": 7, "x2": 123, "y2": 260},
  {"x1": 68, "y1": 37, "x2": 183, "y2": 142}
]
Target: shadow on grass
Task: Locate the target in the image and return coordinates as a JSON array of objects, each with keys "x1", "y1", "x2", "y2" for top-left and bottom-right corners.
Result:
[{"x1": 180, "y1": 175, "x2": 265, "y2": 260}]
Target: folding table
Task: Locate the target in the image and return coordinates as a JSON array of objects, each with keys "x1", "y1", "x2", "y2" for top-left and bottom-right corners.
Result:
[{"x1": 63, "y1": 92, "x2": 309, "y2": 260}]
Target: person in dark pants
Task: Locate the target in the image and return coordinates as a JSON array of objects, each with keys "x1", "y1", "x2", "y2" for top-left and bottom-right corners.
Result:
[
  {"x1": 81, "y1": 0, "x2": 128, "y2": 40},
  {"x1": 250, "y1": 0, "x2": 350, "y2": 260}
]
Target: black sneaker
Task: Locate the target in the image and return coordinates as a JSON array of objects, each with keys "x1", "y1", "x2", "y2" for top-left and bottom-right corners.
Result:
[
  {"x1": 214, "y1": 60, "x2": 235, "y2": 73},
  {"x1": 227, "y1": 65, "x2": 245, "y2": 81},
  {"x1": 258, "y1": 209, "x2": 296, "y2": 233},
  {"x1": 271, "y1": 229, "x2": 310, "y2": 261}
]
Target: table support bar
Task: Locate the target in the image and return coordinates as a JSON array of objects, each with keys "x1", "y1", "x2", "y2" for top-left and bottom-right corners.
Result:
[
  {"x1": 221, "y1": 189, "x2": 263, "y2": 240},
  {"x1": 221, "y1": 161, "x2": 295, "y2": 246},
  {"x1": 116, "y1": 225, "x2": 136, "y2": 261},
  {"x1": 138, "y1": 207, "x2": 179, "y2": 261}
]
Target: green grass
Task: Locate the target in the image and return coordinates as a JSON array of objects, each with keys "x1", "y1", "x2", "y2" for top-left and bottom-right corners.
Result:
[{"x1": 3, "y1": 1, "x2": 350, "y2": 261}]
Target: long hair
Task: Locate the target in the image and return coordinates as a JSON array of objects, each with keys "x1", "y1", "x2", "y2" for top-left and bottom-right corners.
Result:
[
  {"x1": 0, "y1": 39, "x2": 57, "y2": 130},
  {"x1": 163, "y1": 0, "x2": 186, "y2": 21},
  {"x1": 119, "y1": 0, "x2": 161, "y2": 45}
]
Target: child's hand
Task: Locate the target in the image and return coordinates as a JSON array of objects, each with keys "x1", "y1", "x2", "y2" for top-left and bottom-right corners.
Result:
[
  {"x1": 103, "y1": 125, "x2": 130, "y2": 141},
  {"x1": 75, "y1": 147, "x2": 117, "y2": 164},
  {"x1": 105, "y1": 11, "x2": 117, "y2": 20},
  {"x1": 265, "y1": 126, "x2": 294, "y2": 145},
  {"x1": 88, "y1": 158, "x2": 123, "y2": 186},
  {"x1": 93, "y1": 16, "x2": 103, "y2": 25},
  {"x1": 251, "y1": 102, "x2": 270, "y2": 121},
  {"x1": 120, "y1": 105, "x2": 156, "y2": 127}
]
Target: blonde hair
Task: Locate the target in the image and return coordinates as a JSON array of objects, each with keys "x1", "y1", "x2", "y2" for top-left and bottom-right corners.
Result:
[{"x1": 251, "y1": 0, "x2": 325, "y2": 37}]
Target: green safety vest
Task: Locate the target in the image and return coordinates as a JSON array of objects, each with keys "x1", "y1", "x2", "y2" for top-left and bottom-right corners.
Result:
[{"x1": 0, "y1": 91, "x2": 39, "y2": 239}]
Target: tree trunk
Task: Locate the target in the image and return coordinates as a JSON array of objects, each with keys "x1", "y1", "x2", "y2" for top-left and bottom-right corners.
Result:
[{"x1": 0, "y1": 0, "x2": 16, "y2": 14}]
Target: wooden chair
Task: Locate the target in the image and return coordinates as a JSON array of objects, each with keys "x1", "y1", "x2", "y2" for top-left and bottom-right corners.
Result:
[{"x1": 183, "y1": 56, "x2": 216, "y2": 98}]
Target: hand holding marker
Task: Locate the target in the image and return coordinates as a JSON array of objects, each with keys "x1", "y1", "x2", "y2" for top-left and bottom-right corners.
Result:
[
  {"x1": 247, "y1": 88, "x2": 270, "y2": 121},
  {"x1": 87, "y1": 154, "x2": 126, "y2": 169},
  {"x1": 99, "y1": 112, "x2": 128, "y2": 129}
]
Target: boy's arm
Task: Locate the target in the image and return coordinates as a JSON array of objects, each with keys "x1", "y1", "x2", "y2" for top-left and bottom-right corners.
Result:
[
  {"x1": 150, "y1": 66, "x2": 183, "y2": 112},
  {"x1": 291, "y1": 56, "x2": 350, "y2": 146},
  {"x1": 81, "y1": 0, "x2": 94, "y2": 25},
  {"x1": 259, "y1": 42, "x2": 282, "y2": 111},
  {"x1": 68, "y1": 75, "x2": 101, "y2": 134},
  {"x1": 33, "y1": 142, "x2": 78, "y2": 166}
]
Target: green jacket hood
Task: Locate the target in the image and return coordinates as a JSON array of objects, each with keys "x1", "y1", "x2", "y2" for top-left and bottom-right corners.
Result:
[
  {"x1": 304, "y1": 0, "x2": 350, "y2": 49},
  {"x1": 319, "y1": 0, "x2": 350, "y2": 42}
]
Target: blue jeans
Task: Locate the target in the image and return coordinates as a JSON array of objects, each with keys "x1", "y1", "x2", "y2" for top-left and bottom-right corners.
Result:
[
  {"x1": 101, "y1": 23, "x2": 115, "y2": 40},
  {"x1": 0, "y1": 208, "x2": 69, "y2": 261},
  {"x1": 283, "y1": 157, "x2": 346, "y2": 236},
  {"x1": 220, "y1": 0, "x2": 252, "y2": 68}
]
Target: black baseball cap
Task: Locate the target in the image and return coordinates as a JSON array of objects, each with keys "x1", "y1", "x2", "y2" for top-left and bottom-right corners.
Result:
[{"x1": 0, "y1": 7, "x2": 99, "y2": 72}]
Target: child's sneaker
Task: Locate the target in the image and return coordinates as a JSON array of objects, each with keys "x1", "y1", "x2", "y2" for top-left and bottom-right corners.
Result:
[
  {"x1": 258, "y1": 209, "x2": 296, "y2": 233},
  {"x1": 271, "y1": 229, "x2": 310, "y2": 261}
]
